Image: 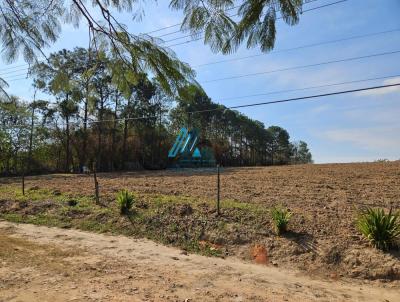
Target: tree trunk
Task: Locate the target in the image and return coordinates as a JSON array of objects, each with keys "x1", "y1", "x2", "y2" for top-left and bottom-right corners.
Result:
[
  {"x1": 97, "y1": 88, "x2": 104, "y2": 171},
  {"x1": 122, "y1": 97, "x2": 131, "y2": 169},
  {"x1": 82, "y1": 80, "x2": 89, "y2": 172},
  {"x1": 158, "y1": 105, "x2": 162, "y2": 167},
  {"x1": 111, "y1": 93, "x2": 118, "y2": 171},
  {"x1": 27, "y1": 106, "x2": 35, "y2": 174},
  {"x1": 65, "y1": 114, "x2": 70, "y2": 172}
]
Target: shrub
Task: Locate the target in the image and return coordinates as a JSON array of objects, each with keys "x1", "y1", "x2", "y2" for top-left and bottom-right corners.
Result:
[
  {"x1": 356, "y1": 207, "x2": 400, "y2": 250},
  {"x1": 271, "y1": 206, "x2": 292, "y2": 235},
  {"x1": 116, "y1": 190, "x2": 135, "y2": 215}
]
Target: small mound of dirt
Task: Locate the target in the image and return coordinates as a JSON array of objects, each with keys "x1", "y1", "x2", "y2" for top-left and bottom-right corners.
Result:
[
  {"x1": 251, "y1": 244, "x2": 269, "y2": 264},
  {"x1": 343, "y1": 247, "x2": 400, "y2": 280}
]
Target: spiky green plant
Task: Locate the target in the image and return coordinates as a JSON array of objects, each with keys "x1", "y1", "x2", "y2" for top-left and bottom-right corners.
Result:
[
  {"x1": 356, "y1": 207, "x2": 400, "y2": 250},
  {"x1": 116, "y1": 190, "x2": 135, "y2": 215},
  {"x1": 271, "y1": 206, "x2": 292, "y2": 235}
]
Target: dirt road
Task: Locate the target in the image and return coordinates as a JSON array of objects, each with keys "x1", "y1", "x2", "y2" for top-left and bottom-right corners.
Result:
[{"x1": 0, "y1": 221, "x2": 398, "y2": 302}]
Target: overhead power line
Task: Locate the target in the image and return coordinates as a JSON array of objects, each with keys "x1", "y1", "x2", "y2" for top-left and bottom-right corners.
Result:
[
  {"x1": 4, "y1": 47, "x2": 400, "y2": 83},
  {"x1": 1, "y1": 73, "x2": 30, "y2": 81},
  {"x1": 193, "y1": 28, "x2": 400, "y2": 68},
  {"x1": 201, "y1": 50, "x2": 400, "y2": 84},
  {"x1": 144, "y1": 23, "x2": 181, "y2": 35},
  {"x1": 218, "y1": 74, "x2": 400, "y2": 102},
  {"x1": 2, "y1": 83, "x2": 399, "y2": 129},
  {"x1": 5, "y1": 77, "x2": 30, "y2": 82},
  {"x1": 3, "y1": 27, "x2": 398, "y2": 80},
  {"x1": 104, "y1": 84, "x2": 400, "y2": 117},
  {"x1": 228, "y1": 83, "x2": 400, "y2": 110},
  {"x1": 0, "y1": 0, "x2": 335, "y2": 73},
  {"x1": 0, "y1": 66, "x2": 32, "y2": 76},
  {"x1": 0, "y1": 63, "x2": 29, "y2": 72}
]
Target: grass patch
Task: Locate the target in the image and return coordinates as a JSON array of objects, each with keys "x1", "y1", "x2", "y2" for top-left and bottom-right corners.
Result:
[
  {"x1": 356, "y1": 207, "x2": 400, "y2": 250},
  {"x1": 271, "y1": 206, "x2": 292, "y2": 235},
  {"x1": 116, "y1": 190, "x2": 135, "y2": 215},
  {"x1": 0, "y1": 187, "x2": 269, "y2": 258}
]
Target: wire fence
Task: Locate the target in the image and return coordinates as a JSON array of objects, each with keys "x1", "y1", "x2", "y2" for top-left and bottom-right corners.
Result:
[{"x1": 3, "y1": 161, "x2": 398, "y2": 212}]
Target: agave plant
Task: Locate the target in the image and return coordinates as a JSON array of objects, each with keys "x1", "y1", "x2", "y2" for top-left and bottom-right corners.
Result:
[
  {"x1": 271, "y1": 206, "x2": 292, "y2": 235},
  {"x1": 356, "y1": 207, "x2": 400, "y2": 250},
  {"x1": 116, "y1": 190, "x2": 135, "y2": 215}
]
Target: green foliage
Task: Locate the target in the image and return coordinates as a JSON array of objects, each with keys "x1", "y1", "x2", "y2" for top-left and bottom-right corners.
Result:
[
  {"x1": 116, "y1": 190, "x2": 135, "y2": 215},
  {"x1": 0, "y1": 96, "x2": 30, "y2": 174},
  {"x1": 356, "y1": 207, "x2": 400, "y2": 250},
  {"x1": 0, "y1": 0, "x2": 313, "y2": 174},
  {"x1": 291, "y1": 140, "x2": 313, "y2": 164},
  {"x1": 0, "y1": 0, "x2": 63, "y2": 64},
  {"x1": 0, "y1": 1, "x2": 197, "y2": 99},
  {"x1": 1, "y1": 47, "x2": 312, "y2": 174},
  {"x1": 267, "y1": 126, "x2": 291, "y2": 165},
  {"x1": 0, "y1": 76, "x2": 9, "y2": 98},
  {"x1": 0, "y1": 0, "x2": 305, "y2": 100},
  {"x1": 271, "y1": 206, "x2": 292, "y2": 235},
  {"x1": 171, "y1": 0, "x2": 303, "y2": 54},
  {"x1": 170, "y1": 90, "x2": 301, "y2": 166}
]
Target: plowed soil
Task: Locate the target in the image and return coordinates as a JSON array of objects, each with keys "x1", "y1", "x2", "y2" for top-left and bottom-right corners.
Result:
[
  {"x1": 1, "y1": 162, "x2": 400, "y2": 284},
  {"x1": 7, "y1": 162, "x2": 399, "y2": 208}
]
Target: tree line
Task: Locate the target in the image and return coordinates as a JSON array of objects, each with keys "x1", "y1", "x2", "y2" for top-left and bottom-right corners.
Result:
[{"x1": 0, "y1": 48, "x2": 312, "y2": 176}]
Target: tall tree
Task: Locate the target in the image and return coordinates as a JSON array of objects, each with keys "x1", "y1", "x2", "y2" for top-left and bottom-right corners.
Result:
[
  {"x1": 291, "y1": 140, "x2": 313, "y2": 164},
  {"x1": 3, "y1": 49, "x2": 313, "y2": 174},
  {"x1": 266, "y1": 126, "x2": 291, "y2": 165},
  {"x1": 0, "y1": 96, "x2": 30, "y2": 175},
  {"x1": 58, "y1": 99, "x2": 78, "y2": 172},
  {"x1": 27, "y1": 99, "x2": 49, "y2": 173}
]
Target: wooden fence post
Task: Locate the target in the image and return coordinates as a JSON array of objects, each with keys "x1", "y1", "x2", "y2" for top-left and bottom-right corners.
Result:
[
  {"x1": 217, "y1": 164, "x2": 220, "y2": 216},
  {"x1": 22, "y1": 169, "x2": 25, "y2": 196},
  {"x1": 93, "y1": 162, "x2": 99, "y2": 204}
]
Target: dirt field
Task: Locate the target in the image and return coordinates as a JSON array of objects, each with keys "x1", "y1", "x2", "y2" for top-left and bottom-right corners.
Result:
[
  {"x1": 6, "y1": 162, "x2": 399, "y2": 208},
  {"x1": 1, "y1": 162, "x2": 400, "y2": 292},
  {"x1": 1, "y1": 220, "x2": 399, "y2": 302}
]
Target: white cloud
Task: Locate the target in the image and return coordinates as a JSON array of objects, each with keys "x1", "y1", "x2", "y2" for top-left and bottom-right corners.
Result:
[
  {"x1": 314, "y1": 155, "x2": 396, "y2": 164},
  {"x1": 309, "y1": 104, "x2": 332, "y2": 114},
  {"x1": 356, "y1": 77, "x2": 400, "y2": 96},
  {"x1": 322, "y1": 126, "x2": 400, "y2": 152},
  {"x1": 344, "y1": 105, "x2": 400, "y2": 124}
]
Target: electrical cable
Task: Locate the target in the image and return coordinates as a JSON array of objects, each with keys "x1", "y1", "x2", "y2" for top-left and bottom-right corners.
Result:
[
  {"x1": 201, "y1": 50, "x2": 400, "y2": 84},
  {"x1": 2, "y1": 82, "x2": 399, "y2": 128}
]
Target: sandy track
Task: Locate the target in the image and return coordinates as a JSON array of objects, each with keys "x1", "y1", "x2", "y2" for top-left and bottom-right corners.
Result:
[{"x1": 0, "y1": 221, "x2": 398, "y2": 302}]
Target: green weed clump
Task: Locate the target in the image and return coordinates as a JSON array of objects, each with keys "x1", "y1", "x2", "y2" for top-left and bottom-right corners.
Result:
[
  {"x1": 116, "y1": 190, "x2": 135, "y2": 215},
  {"x1": 356, "y1": 207, "x2": 400, "y2": 250},
  {"x1": 271, "y1": 206, "x2": 292, "y2": 235}
]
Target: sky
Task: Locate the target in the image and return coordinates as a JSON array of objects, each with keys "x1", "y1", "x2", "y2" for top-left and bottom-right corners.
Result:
[{"x1": 1, "y1": 0, "x2": 399, "y2": 163}]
